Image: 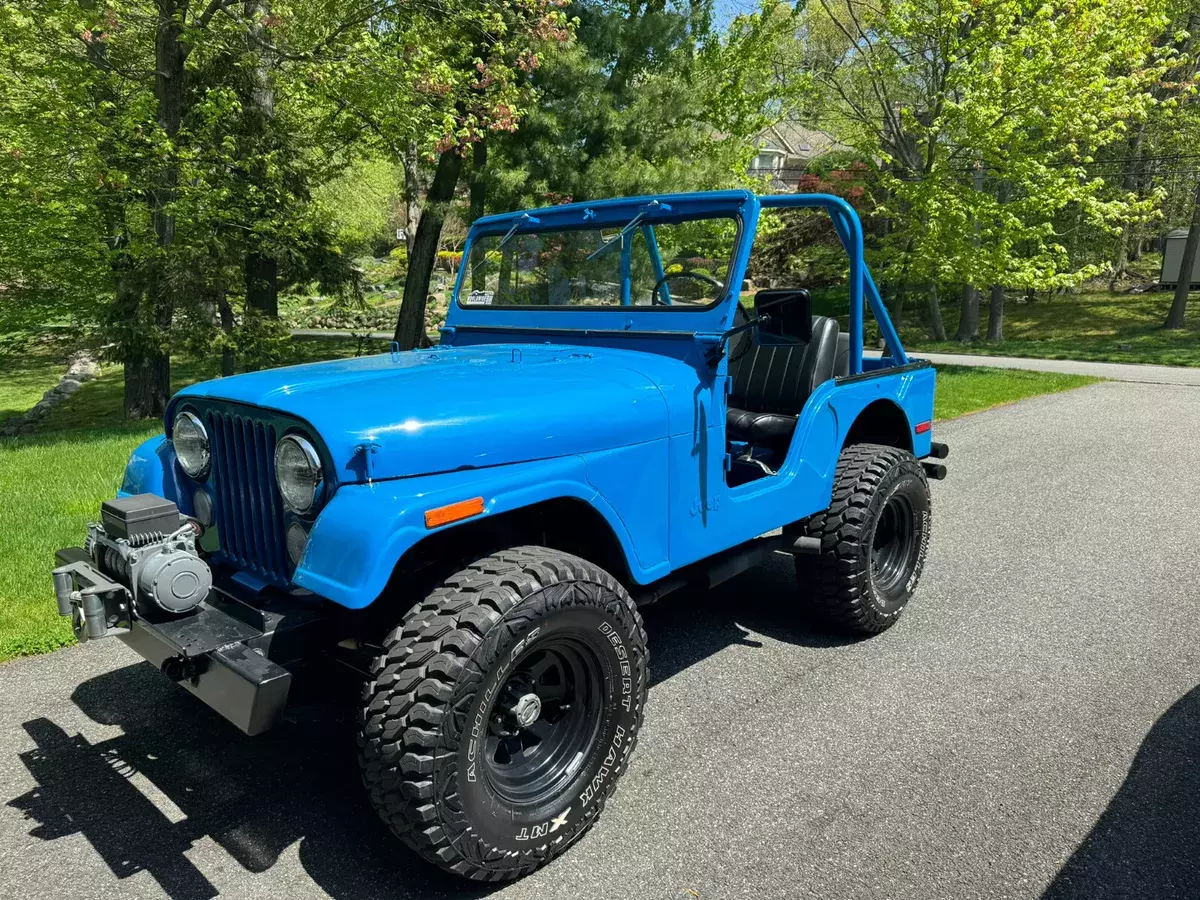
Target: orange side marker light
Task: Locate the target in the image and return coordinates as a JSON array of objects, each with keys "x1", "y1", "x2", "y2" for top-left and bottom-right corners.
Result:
[{"x1": 424, "y1": 496, "x2": 485, "y2": 529}]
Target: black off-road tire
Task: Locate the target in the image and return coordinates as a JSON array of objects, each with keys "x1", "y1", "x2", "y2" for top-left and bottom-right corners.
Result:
[
  {"x1": 795, "y1": 443, "x2": 931, "y2": 634},
  {"x1": 358, "y1": 547, "x2": 648, "y2": 881}
]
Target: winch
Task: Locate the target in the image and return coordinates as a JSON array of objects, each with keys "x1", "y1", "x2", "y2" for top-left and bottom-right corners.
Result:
[{"x1": 84, "y1": 494, "x2": 212, "y2": 615}]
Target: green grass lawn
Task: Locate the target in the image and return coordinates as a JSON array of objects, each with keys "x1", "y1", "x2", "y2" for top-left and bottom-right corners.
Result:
[
  {"x1": 0, "y1": 344, "x2": 64, "y2": 422},
  {"x1": 0, "y1": 348, "x2": 1101, "y2": 663},
  {"x1": 906, "y1": 290, "x2": 1200, "y2": 367},
  {"x1": 933, "y1": 365, "x2": 1099, "y2": 420},
  {"x1": 796, "y1": 282, "x2": 1200, "y2": 367}
]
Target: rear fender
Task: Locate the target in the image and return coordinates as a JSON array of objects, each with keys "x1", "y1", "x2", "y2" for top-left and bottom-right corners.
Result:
[
  {"x1": 294, "y1": 455, "x2": 651, "y2": 609},
  {"x1": 780, "y1": 364, "x2": 935, "y2": 503}
]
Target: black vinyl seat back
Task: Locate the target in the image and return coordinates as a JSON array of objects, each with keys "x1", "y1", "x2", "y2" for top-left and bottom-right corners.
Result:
[
  {"x1": 834, "y1": 331, "x2": 850, "y2": 378},
  {"x1": 728, "y1": 316, "x2": 841, "y2": 418}
]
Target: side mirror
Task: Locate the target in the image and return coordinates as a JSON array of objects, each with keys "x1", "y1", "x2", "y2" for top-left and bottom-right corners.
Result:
[{"x1": 754, "y1": 289, "x2": 812, "y2": 341}]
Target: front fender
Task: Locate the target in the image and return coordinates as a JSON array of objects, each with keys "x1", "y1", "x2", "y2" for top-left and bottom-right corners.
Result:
[
  {"x1": 118, "y1": 434, "x2": 184, "y2": 503},
  {"x1": 293, "y1": 455, "x2": 651, "y2": 609}
]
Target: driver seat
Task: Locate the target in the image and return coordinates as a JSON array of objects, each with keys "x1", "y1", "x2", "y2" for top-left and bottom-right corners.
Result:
[{"x1": 725, "y1": 292, "x2": 841, "y2": 452}]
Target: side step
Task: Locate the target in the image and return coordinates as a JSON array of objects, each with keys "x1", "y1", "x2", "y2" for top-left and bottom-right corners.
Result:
[{"x1": 634, "y1": 533, "x2": 793, "y2": 606}]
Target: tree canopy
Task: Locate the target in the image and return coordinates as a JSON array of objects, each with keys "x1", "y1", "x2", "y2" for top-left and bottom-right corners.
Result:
[{"x1": 2, "y1": 0, "x2": 1199, "y2": 408}]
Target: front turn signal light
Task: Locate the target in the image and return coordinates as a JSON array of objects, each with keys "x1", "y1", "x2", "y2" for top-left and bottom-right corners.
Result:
[{"x1": 424, "y1": 497, "x2": 485, "y2": 529}]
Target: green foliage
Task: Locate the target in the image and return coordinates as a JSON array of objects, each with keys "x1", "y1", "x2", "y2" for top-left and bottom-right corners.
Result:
[
  {"x1": 311, "y1": 0, "x2": 573, "y2": 165},
  {"x1": 487, "y1": 0, "x2": 805, "y2": 208},
  {"x1": 315, "y1": 158, "x2": 405, "y2": 256},
  {"x1": 807, "y1": 0, "x2": 1180, "y2": 291},
  {"x1": 753, "y1": 160, "x2": 876, "y2": 284}
]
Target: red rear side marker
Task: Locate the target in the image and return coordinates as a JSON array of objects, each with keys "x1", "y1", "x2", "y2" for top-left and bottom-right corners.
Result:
[{"x1": 915, "y1": 421, "x2": 931, "y2": 434}]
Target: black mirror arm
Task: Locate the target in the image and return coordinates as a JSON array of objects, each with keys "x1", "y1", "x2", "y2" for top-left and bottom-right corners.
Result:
[{"x1": 703, "y1": 314, "x2": 769, "y2": 368}]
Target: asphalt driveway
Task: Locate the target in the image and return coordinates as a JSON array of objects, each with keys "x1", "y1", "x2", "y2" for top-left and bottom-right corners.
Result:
[{"x1": 3, "y1": 379, "x2": 1200, "y2": 899}]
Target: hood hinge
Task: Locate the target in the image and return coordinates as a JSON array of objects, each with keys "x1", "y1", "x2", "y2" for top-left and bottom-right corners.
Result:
[{"x1": 355, "y1": 441, "x2": 381, "y2": 483}]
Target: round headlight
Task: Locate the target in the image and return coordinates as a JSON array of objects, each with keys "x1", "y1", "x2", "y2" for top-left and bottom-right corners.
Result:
[
  {"x1": 275, "y1": 435, "x2": 322, "y2": 513},
  {"x1": 173, "y1": 411, "x2": 210, "y2": 478}
]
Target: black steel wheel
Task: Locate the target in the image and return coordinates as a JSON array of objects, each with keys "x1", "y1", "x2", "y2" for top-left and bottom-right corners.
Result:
[
  {"x1": 358, "y1": 547, "x2": 648, "y2": 881},
  {"x1": 870, "y1": 493, "x2": 918, "y2": 596},
  {"x1": 795, "y1": 443, "x2": 931, "y2": 634},
  {"x1": 481, "y1": 638, "x2": 605, "y2": 806}
]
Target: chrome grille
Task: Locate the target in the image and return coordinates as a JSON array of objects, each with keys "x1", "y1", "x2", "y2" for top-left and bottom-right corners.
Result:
[{"x1": 205, "y1": 410, "x2": 289, "y2": 584}]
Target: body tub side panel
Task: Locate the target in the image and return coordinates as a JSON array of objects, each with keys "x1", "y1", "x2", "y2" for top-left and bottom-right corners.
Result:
[{"x1": 666, "y1": 369, "x2": 934, "y2": 570}]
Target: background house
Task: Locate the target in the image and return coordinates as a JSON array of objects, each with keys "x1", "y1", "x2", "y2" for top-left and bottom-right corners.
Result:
[{"x1": 748, "y1": 120, "x2": 854, "y2": 190}]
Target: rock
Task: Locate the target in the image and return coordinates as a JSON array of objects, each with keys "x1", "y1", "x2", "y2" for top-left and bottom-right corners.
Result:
[
  {"x1": 18, "y1": 423, "x2": 35, "y2": 434},
  {"x1": 742, "y1": 279, "x2": 754, "y2": 293},
  {"x1": 54, "y1": 378, "x2": 82, "y2": 396},
  {"x1": 1, "y1": 425, "x2": 18, "y2": 437},
  {"x1": 66, "y1": 351, "x2": 101, "y2": 381}
]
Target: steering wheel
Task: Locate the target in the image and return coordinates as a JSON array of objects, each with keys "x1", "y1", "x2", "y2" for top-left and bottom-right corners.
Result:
[{"x1": 649, "y1": 271, "x2": 724, "y2": 306}]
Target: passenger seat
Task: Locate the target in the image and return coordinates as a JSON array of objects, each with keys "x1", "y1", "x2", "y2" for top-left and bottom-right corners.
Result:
[{"x1": 726, "y1": 316, "x2": 841, "y2": 450}]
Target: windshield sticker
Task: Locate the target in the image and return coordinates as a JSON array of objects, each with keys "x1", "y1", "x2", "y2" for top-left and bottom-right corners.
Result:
[{"x1": 465, "y1": 290, "x2": 494, "y2": 306}]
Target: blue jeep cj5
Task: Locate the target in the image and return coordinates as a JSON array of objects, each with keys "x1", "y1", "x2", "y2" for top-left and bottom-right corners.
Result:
[{"x1": 52, "y1": 190, "x2": 947, "y2": 881}]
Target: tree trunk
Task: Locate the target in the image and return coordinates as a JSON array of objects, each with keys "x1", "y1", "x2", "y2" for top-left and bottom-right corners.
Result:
[
  {"x1": 218, "y1": 291, "x2": 236, "y2": 377},
  {"x1": 125, "y1": 0, "x2": 186, "y2": 418},
  {"x1": 243, "y1": 0, "x2": 278, "y2": 317},
  {"x1": 956, "y1": 284, "x2": 980, "y2": 342},
  {"x1": 394, "y1": 148, "x2": 464, "y2": 348},
  {"x1": 955, "y1": 161, "x2": 984, "y2": 343},
  {"x1": 926, "y1": 280, "x2": 946, "y2": 341},
  {"x1": 987, "y1": 284, "x2": 1004, "y2": 342},
  {"x1": 402, "y1": 140, "x2": 421, "y2": 247},
  {"x1": 469, "y1": 140, "x2": 488, "y2": 291},
  {"x1": 1165, "y1": 179, "x2": 1200, "y2": 329}
]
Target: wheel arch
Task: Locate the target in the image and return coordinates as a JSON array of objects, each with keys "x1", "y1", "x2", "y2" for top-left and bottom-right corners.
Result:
[
  {"x1": 371, "y1": 497, "x2": 636, "y2": 618},
  {"x1": 841, "y1": 398, "x2": 913, "y2": 453}
]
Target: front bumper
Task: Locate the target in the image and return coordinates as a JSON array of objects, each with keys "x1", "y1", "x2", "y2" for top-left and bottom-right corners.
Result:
[{"x1": 53, "y1": 547, "x2": 292, "y2": 735}]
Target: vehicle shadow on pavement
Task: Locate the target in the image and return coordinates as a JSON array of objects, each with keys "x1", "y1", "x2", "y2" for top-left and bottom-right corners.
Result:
[
  {"x1": 6, "y1": 552, "x2": 852, "y2": 900},
  {"x1": 7, "y1": 662, "x2": 489, "y2": 900},
  {"x1": 1041, "y1": 684, "x2": 1200, "y2": 899},
  {"x1": 643, "y1": 550, "x2": 865, "y2": 687}
]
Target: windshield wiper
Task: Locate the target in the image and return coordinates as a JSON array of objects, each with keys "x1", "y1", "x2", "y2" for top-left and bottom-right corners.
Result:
[
  {"x1": 585, "y1": 200, "x2": 672, "y2": 262},
  {"x1": 494, "y1": 212, "x2": 541, "y2": 253},
  {"x1": 470, "y1": 212, "x2": 541, "y2": 286}
]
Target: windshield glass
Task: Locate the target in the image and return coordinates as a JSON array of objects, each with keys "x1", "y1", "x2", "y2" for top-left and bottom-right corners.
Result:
[{"x1": 458, "y1": 215, "x2": 738, "y2": 310}]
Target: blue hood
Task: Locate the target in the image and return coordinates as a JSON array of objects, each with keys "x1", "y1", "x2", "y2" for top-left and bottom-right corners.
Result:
[{"x1": 174, "y1": 344, "x2": 689, "y2": 483}]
